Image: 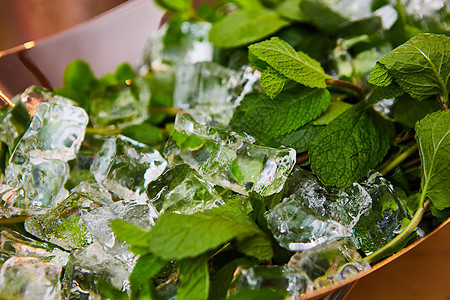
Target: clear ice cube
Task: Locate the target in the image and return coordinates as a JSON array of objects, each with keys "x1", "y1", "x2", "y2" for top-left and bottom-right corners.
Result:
[
  {"x1": 146, "y1": 163, "x2": 224, "y2": 214},
  {"x1": 89, "y1": 77, "x2": 151, "y2": 128},
  {"x1": 11, "y1": 101, "x2": 88, "y2": 161},
  {"x1": 0, "y1": 98, "x2": 30, "y2": 151},
  {"x1": 0, "y1": 256, "x2": 62, "y2": 299},
  {"x1": 146, "y1": 21, "x2": 213, "y2": 71},
  {"x1": 24, "y1": 182, "x2": 113, "y2": 250},
  {"x1": 90, "y1": 135, "x2": 167, "y2": 199},
  {"x1": 264, "y1": 196, "x2": 352, "y2": 251},
  {"x1": 287, "y1": 240, "x2": 370, "y2": 291},
  {"x1": 174, "y1": 62, "x2": 260, "y2": 126},
  {"x1": 351, "y1": 171, "x2": 409, "y2": 254},
  {"x1": 229, "y1": 265, "x2": 308, "y2": 298},
  {"x1": 277, "y1": 167, "x2": 372, "y2": 229},
  {"x1": 4, "y1": 156, "x2": 69, "y2": 210},
  {"x1": 164, "y1": 114, "x2": 296, "y2": 196}
]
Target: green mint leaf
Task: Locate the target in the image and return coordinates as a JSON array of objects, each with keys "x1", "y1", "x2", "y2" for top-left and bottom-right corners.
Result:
[
  {"x1": 276, "y1": 0, "x2": 307, "y2": 22},
  {"x1": 312, "y1": 100, "x2": 353, "y2": 125},
  {"x1": 147, "y1": 206, "x2": 273, "y2": 260},
  {"x1": 114, "y1": 63, "x2": 136, "y2": 83},
  {"x1": 300, "y1": 0, "x2": 347, "y2": 33},
  {"x1": 260, "y1": 67, "x2": 289, "y2": 99},
  {"x1": 372, "y1": 33, "x2": 450, "y2": 101},
  {"x1": 110, "y1": 219, "x2": 150, "y2": 253},
  {"x1": 97, "y1": 279, "x2": 128, "y2": 300},
  {"x1": 227, "y1": 288, "x2": 288, "y2": 300},
  {"x1": 430, "y1": 203, "x2": 450, "y2": 222},
  {"x1": 154, "y1": 0, "x2": 191, "y2": 13},
  {"x1": 415, "y1": 110, "x2": 450, "y2": 210},
  {"x1": 369, "y1": 62, "x2": 393, "y2": 87},
  {"x1": 122, "y1": 123, "x2": 164, "y2": 146},
  {"x1": 270, "y1": 123, "x2": 323, "y2": 153},
  {"x1": 249, "y1": 37, "x2": 331, "y2": 88},
  {"x1": 129, "y1": 254, "x2": 167, "y2": 298},
  {"x1": 209, "y1": 258, "x2": 253, "y2": 300},
  {"x1": 309, "y1": 103, "x2": 394, "y2": 187},
  {"x1": 209, "y1": 9, "x2": 290, "y2": 48},
  {"x1": 233, "y1": 88, "x2": 330, "y2": 141},
  {"x1": 393, "y1": 96, "x2": 441, "y2": 128},
  {"x1": 178, "y1": 255, "x2": 209, "y2": 300}
]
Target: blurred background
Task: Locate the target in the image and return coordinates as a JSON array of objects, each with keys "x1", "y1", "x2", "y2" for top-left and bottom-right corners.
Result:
[{"x1": 0, "y1": 0, "x2": 449, "y2": 299}]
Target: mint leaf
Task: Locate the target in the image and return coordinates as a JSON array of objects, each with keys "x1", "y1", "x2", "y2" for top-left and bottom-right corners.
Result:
[
  {"x1": 110, "y1": 219, "x2": 150, "y2": 254},
  {"x1": 129, "y1": 254, "x2": 167, "y2": 298},
  {"x1": 122, "y1": 123, "x2": 164, "y2": 146},
  {"x1": 369, "y1": 63, "x2": 393, "y2": 87},
  {"x1": 371, "y1": 33, "x2": 450, "y2": 101},
  {"x1": 300, "y1": 0, "x2": 347, "y2": 33},
  {"x1": 209, "y1": 258, "x2": 252, "y2": 300},
  {"x1": 415, "y1": 110, "x2": 450, "y2": 210},
  {"x1": 393, "y1": 96, "x2": 441, "y2": 128},
  {"x1": 154, "y1": 0, "x2": 191, "y2": 12},
  {"x1": 270, "y1": 124, "x2": 323, "y2": 153},
  {"x1": 309, "y1": 103, "x2": 394, "y2": 187},
  {"x1": 248, "y1": 37, "x2": 332, "y2": 88},
  {"x1": 227, "y1": 289, "x2": 288, "y2": 300},
  {"x1": 312, "y1": 100, "x2": 353, "y2": 125},
  {"x1": 178, "y1": 256, "x2": 209, "y2": 300},
  {"x1": 233, "y1": 88, "x2": 330, "y2": 141},
  {"x1": 209, "y1": 9, "x2": 290, "y2": 48},
  {"x1": 260, "y1": 67, "x2": 289, "y2": 98},
  {"x1": 276, "y1": 0, "x2": 307, "y2": 22},
  {"x1": 147, "y1": 206, "x2": 272, "y2": 260}
]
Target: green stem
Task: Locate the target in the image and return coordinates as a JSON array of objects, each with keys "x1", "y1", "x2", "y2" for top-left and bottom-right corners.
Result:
[
  {"x1": 438, "y1": 94, "x2": 449, "y2": 110},
  {"x1": 326, "y1": 79, "x2": 364, "y2": 98},
  {"x1": 85, "y1": 127, "x2": 123, "y2": 135},
  {"x1": 364, "y1": 199, "x2": 430, "y2": 264},
  {"x1": 379, "y1": 143, "x2": 418, "y2": 175}
]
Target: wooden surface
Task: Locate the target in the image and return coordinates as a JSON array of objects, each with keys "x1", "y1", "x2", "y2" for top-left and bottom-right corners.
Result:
[{"x1": 346, "y1": 223, "x2": 450, "y2": 300}]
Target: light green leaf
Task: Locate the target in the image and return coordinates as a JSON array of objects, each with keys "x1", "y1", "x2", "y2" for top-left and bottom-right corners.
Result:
[
  {"x1": 312, "y1": 100, "x2": 353, "y2": 125},
  {"x1": 154, "y1": 0, "x2": 191, "y2": 12},
  {"x1": 369, "y1": 62, "x2": 394, "y2": 87},
  {"x1": 110, "y1": 219, "x2": 150, "y2": 253},
  {"x1": 309, "y1": 103, "x2": 394, "y2": 187},
  {"x1": 415, "y1": 110, "x2": 450, "y2": 210},
  {"x1": 249, "y1": 37, "x2": 331, "y2": 88},
  {"x1": 276, "y1": 0, "x2": 307, "y2": 21},
  {"x1": 373, "y1": 33, "x2": 450, "y2": 101},
  {"x1": 209, "y1": 9, "x2": 290, "y2": 48},
  {"x1": 233, "y1": 88, "x2": 330, "y2": 141},
  {"x1": 147, "y1": 206, "x2": 273, "y2": 260},
  {"x1": 260, "y1": 67, "x2": 289, "y2": 98},
  {"x1": 178, "y1": 256, "x2": 209, "y2": 300}
]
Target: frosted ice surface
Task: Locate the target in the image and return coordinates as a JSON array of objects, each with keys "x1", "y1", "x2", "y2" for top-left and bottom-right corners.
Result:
[
  {"x1": 174, "y1": 62, "x2": 260, "y2": 126},
  {"x1": 0, "y1": 256, "x2": 62, "y2": 299},
  {"x1": 146, "y1": 164, "x2": 224, "y2": 214},
  {"x1": 164, "y1": 114, "x2": 296, "y2": 196},
  {"x1": 90, "y1": 135, "x2": 167, "y2": 199},
  {"x1": 265, "y1": 197, "x2": 352, "y2": 251}
]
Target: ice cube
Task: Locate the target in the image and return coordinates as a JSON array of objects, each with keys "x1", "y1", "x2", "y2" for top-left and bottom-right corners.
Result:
[
  {"x1": 4, "y1": 156, "x2": 69, "y2": 210},
  {"x1": 90, "y1": 135, "x2": 167, "y2": 199},
  {"x1": 164, "y1": 114, "x2": 296, "y2": 196},
  {"x1": 146, "y1": 163, "x2": 224, "y2": 214},
  {"x1": 0, "y1": 228, "x2": 69, "y2": 266},
  {"x1": 24, "y1": 184, "x2": 112, "y2": 250},
  {"x1": 11, "y1": 101, "x2": 88, "y2": 161},
  {"x1": 0, "y1": 256, "x2": 62, "y2": 299},
  {"x1": 287, "y1": 240, "x2": 370, "y2": 290},
  {"x1": 89, "y1": 77, "x2": 151, "y2": 128},
  {"x1": 145, "y1": 21, "x2": 213, "y2": 71},
  {"x1": 229, "y1": 265, "x2": 308, "y2": 298},
  {"x1": 277, "y1": 167, "x2": 372, "y2": 228},
  {"x1": 351, "y1": 171, "x2": 409, "y2": 254},
  {"x1": 62, "y1": 242, "x2": 133, "y2": 295},
  {"x1": 264, "y1": 196, "x2": 352, "y2": 251},
  {"x1": 0, "y1": 98, "x2": 30, "y2": 151},
  {"x1": 174, "y1": 62, "x2": 260, "y2": 126}
]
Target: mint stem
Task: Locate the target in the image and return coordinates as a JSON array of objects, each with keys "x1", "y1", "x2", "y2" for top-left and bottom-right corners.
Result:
[
  {"x1": 438, "y1": 94, "x2": 448, "y2": 110},
  {"x1": 364, "y1": 199, "x2": 430, "y2": 264},
  {"x1": 379, "y1": 143, "x2": 418, "y2": 175},
  {"x1": 326, "y1": 79, "x2": 364, "y2": 97}
]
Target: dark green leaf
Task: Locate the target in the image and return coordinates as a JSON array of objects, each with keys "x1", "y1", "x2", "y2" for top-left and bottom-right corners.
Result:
[
  {"x1": 64, "y1": 169, "x2": 95, "y2": 191},
  {"x1": 122, "y1": 124, "x2": 164, "y2": 146},
  {"x1": 209, "y1": 258, "x2": 253, "y2": 300},
  {"x1": 209, "y1": 9, "x2": 290, "y2": 48},
  {"x1": 249, "y1": 37, "x2": 331, "y2": 88},
  {"x1": 300, "y1": 0, "x2": 347, "y2": 33},
  {"x1": 115, "y1": 63, "x2": 136, "y2": 82},
  {"x1": 178, "y1": 255, "x2": 209, "y2": 300},
  {"x1": 372, "y1": 33, "x2": 450, "y2": 101},
  {"x1": 430, "y1": 203, "x2": 450, "y2": 222},
  {"x1": 147, "y1": 206, "x2": 273, "y2": 260},
  {"x1": 309, "y1": 103, "x2": 394, "y2": 187},
  {"x1": 129, "y1": 254, "x2": 167, "y2": 298},
  {"x1": 271, "y1": 123, "x2": 323, "y2": 153},
  {"x1": 312, "y1": 100, "x2": 353, "y2": 125},
  {"x1": 97, "y1": 279, "x2": 128, "y2": 300},
  {"x1": 233, "y1": 88, "x2": 330, "y2": 141},
  {"x1": 276, "y1": 0, "x2": 307, "y2": 21},
  {"x1": 393, "y1": 95, "x2": 441, "y2": 128},
  {"x1": 415, "y1": 110, "x2": 450, "y2": 210}
]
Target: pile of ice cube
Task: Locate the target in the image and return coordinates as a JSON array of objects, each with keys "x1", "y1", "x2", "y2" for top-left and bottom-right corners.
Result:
[{"x1": 0, "y1": 21, "x2": 411, "y2": 299}]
